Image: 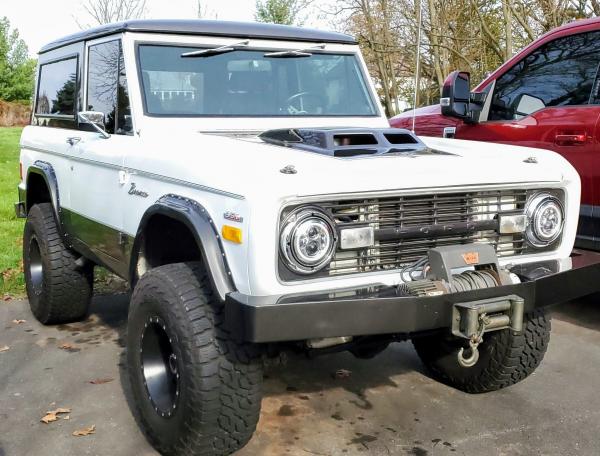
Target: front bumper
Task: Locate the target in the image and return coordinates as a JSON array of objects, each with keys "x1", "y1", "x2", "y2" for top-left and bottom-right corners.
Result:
[{"x1": 225, "y1": 250, "x2": 600, "y2": 343}]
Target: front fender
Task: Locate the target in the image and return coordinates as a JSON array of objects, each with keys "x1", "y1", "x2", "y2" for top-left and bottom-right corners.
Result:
[{"x1": 130, "y1": 194, "x2": 236, "y2": 301}]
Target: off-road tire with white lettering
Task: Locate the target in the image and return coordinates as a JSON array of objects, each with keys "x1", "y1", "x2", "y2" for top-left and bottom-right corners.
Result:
[
  {"x1": 23, "y1": 203, "x2": 93, "y2": 324},
  {"x1": 412, "y1": 309, "x2": 551, "y2": 393},
  {"x1": 127, "y1": 262, "x2": 263, "y2": 456}
]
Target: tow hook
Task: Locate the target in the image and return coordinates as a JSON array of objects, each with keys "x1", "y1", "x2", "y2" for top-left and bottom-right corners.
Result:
[{"x1": 457, "y1": 313, "x2": 488, "y2": 368}]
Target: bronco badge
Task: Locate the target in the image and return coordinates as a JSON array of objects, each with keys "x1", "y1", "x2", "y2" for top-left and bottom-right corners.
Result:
[{"x1": 128, "y1": 183, "x2": 148, "y2": 198}]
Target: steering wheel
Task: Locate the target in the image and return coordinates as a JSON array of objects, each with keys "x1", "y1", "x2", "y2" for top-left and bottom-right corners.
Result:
[{"x1": 285, "y1": 91, "x2": 326, "y2": 114}]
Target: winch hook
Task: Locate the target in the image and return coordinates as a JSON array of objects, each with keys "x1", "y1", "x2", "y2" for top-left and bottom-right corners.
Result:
[
  {"x1": 457, "y1": 339, "x2": 480, "y2": 368},
  {"x1": 457, "y1": 313, "x2": 488, "y2": 368}
]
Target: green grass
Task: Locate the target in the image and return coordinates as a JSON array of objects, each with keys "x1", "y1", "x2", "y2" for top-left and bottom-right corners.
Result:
[{"x1": 0, "y1": 127, "x2": 25, "y2": 296}]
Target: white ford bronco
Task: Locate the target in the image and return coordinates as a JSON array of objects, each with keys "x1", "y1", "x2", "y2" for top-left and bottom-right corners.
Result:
[{"x1": 16, "y1": 19, "x2": 600, "y2": 456}]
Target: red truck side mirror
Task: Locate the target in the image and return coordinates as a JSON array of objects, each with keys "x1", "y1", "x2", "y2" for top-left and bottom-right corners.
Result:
[{"x1": 440, "y1": 71, "x2": 472, "y2": 121}]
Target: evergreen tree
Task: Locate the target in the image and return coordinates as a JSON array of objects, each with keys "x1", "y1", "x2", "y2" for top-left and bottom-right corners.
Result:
[
  {"x1": 0, "y1": 17, "x2": 36, "y2": 103},
  {"x1": 255, "y1": 0, "x2": 303, "y2": 25}
]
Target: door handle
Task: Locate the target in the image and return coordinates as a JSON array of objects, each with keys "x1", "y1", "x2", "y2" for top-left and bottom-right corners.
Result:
[
  {"x1": 66, "y1": 137, "x2": 81, "y2": 146},
  {"x1": 118, "y1": 169, "x2": 137, "y2": 185},
  {"x1": 554, "y1": 133, "x2": 587, "y2": 145}
]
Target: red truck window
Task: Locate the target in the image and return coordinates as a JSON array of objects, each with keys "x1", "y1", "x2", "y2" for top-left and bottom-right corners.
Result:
[{"x1": 490, "y1": 30, "x2": 600, "y2": 121}]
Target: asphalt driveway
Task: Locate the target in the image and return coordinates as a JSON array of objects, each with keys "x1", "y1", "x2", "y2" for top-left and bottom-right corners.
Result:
[{"x1": 1, "y1": 293, "x2": 599, "y2": 456}]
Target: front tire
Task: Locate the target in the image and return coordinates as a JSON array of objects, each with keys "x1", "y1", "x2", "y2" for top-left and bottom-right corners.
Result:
[
  {"x1": 127, "y1": 262, "x2": 263, "y2": 456},
  {"x1": 23, "y1": 203, "x2": 93, "y2": 324},
  {"x1": 412, "y1": 309, "x2": 551, "y2": 393}
]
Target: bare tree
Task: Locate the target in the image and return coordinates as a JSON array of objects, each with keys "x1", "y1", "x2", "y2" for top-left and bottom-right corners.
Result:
[
  {"x1": 79, "y1": 0, "x2": 147, "y2": 26},
  {"x1": 196, "y1": 0, "x2": 218, "y2": 19},
  {"x1": 325, "y1": 0, "x2": 600, "y2": 112}
]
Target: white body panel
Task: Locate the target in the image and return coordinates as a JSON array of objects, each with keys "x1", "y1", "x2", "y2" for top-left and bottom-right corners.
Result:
[{"x1": 19, "y1": 29, "x2": 582, "y2": 298}]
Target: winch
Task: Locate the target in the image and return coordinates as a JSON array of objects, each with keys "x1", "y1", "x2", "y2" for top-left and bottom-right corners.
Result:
[{"x1": 399, "y1": 244, "x2": 524, "y2": 368}]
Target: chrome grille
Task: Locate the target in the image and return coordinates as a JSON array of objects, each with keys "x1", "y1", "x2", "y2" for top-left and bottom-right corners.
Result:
[{"x1": 321, "y1": 190, "x2": 529, "y2": 276}]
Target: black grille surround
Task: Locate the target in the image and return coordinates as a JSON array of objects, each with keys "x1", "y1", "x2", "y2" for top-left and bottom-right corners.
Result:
[{"x1": 278, "y1": 188, "x2": 564, "y2": 281}]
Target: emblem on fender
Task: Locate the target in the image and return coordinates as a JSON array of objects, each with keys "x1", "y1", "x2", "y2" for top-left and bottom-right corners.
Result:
[
  {"x1": 224, "y1": 212, "x2": 243, "y2": 223},
  {"x1": 128, "y1": 183, "x2": 149, "y2": 198}
]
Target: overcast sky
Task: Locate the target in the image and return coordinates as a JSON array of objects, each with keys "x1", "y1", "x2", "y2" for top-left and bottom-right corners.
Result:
[{"x1": 3, "y1": 0, "x2": 336, "y2": 56}]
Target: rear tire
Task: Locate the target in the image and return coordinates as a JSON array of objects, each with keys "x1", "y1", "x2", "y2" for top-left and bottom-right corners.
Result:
[
  {"x1": 23, "y1": 203, "x2": 93, "y2": 324},
  {"x1": 412, "y1": 309, "x2": 551, "y2": 393},
  {"x1": 127, "y1": 262, "x2": 263, "y2": 456}
]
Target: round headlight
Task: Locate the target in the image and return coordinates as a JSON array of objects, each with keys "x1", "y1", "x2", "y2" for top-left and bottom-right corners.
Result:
[
  {"x1": 526, "y1": 193, "x2": 564, "y2": 247},
  {"x1": 280, "y1": 207, "x2": 337, "y2": 274}
]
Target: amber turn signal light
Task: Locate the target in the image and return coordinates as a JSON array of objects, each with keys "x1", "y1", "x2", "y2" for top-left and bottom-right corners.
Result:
[{"x1": 222, "y1": 225, "x2": 243, "y2": 244}]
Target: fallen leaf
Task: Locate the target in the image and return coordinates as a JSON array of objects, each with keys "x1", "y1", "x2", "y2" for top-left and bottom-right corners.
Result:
[
  {"x1": 73, "y1": 425, "x2": 95, "y2": 436},
  {"x1": 53, "y1": 407, "x2": 71, "y2": 414},
  {"x1": 333, "y1": 369, "x2": 352, "y2": 379},
  {"x1": 89, "y1": 377, "x2": 114, "y2": 385},
  {"x1": 41, "y1": 407, "x2": 71, "y2": 424},
  {"x1": 58, "y1": 342, "x2": 81, "y2": 353},
  {"x1": 41, "y1": 412, "x2": 58, "y2": 424},
  {"x1": 0, "y1": 346, "x2": 9, "y2": 353},
  {"x1": 12, "y1": 319, "x2": 26, "y2": 324}
]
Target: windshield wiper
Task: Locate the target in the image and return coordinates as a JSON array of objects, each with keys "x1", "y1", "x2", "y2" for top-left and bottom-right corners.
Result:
[
  {"x1": 264, "y1": 43, "x2": 326, "y2": 58},
  {"x1": 181, "y1": 40, "x2": 250, "y2": 58}
]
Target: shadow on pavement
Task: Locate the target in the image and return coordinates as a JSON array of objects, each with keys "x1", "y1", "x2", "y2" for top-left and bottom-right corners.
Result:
[
  {"x1": 82, "y1": 291, "x2": 427, "y2": 447},
  {"x1": 81, "y1": 290, "x2": 600, "y2": 417},
  {"x1": 262, "y1": 342, "x2": 425, "y2": 406},
  {"x1": 551, "y1": 294, "x2": 600, "y2": 332}
]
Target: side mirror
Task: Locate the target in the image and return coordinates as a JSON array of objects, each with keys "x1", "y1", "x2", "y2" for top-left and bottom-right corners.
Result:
[
  {"x1": 78, "y1": 111, "x2": 110, "y2": 139},
  {"x1": 440, "y1": 71, "x2": 472, "y2": 121}
]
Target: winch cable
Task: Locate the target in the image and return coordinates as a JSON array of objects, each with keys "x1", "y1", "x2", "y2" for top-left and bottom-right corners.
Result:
[{"x1": 448, "y1": 270, "x2": 499, "y2": 293}]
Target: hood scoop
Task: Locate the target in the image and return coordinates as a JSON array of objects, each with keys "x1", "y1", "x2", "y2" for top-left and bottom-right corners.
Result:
[{"x1": 259, "y1": 127, "x2": 443, "y2": 157}]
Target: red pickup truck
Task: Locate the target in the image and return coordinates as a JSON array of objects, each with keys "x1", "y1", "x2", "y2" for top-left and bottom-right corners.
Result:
[{"x1": 390, "y1": 17, "x2": 600, "y2": 249}]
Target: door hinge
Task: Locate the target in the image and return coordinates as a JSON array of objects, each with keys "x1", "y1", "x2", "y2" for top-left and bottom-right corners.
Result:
[{"x1": 119, "y1": 232, "x2": 129, "y2": 246}]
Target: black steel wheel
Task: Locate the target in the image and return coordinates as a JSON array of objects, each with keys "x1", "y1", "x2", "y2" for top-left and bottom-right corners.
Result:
[
  {"x1": 140, "y1": 316, "x2": 181, "y2": 417},
  {"x1": 27, "y1": 235, "x2": 44, "y2": 295}
]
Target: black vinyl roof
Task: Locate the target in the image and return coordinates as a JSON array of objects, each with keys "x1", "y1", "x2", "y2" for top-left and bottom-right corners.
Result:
[{"x1": 39, "y1": 19, "x2": 357, "y2": 53}]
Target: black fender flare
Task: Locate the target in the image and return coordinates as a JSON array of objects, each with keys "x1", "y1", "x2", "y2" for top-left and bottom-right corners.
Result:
[
  {"x1": 130, "y1": 194, "x2": 236, "y2": 301},
  {"x1": 25, "y1": 161, "x2": 65, "y2": 236}
]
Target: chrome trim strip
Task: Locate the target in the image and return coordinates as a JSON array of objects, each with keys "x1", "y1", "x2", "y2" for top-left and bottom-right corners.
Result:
[
  {"x1": 21, "y1": 145, "x2": 245, "y2": 200},
  {"x1": 128, "y1": 167, "x2": 245, "y2": 200},
  {"x1": 294, "y1": 181, "x2": 560, "y2": 202},
  {"x1": 35, "y1": 114, "x2": 76, "y2": 120}
]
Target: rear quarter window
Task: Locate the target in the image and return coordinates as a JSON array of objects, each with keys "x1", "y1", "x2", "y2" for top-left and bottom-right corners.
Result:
[{"x1": 36, "y1": 57, "x2": 78, "y2": 116}]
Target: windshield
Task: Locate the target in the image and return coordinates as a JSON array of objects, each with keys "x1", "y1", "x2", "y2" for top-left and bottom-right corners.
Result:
[{"x1": 137, "y1": 44, "x2": 377, "y2": 117}]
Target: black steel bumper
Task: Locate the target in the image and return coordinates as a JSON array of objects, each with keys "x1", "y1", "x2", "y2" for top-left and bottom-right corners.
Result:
[{"x1": 225, "y1": 250, "x2": 600, "y2": 343}]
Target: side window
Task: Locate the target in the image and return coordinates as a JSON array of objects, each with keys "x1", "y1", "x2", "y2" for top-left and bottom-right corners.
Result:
[
  {"x1": 490, "y1": 31, "x2": 600, "y2": 121},
  {"x1": 87, "y1": 40, "x2": 133, "y2": 135},
  {"x1": 36, "y1": 57, "x2": 78, "y2": 117}
]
